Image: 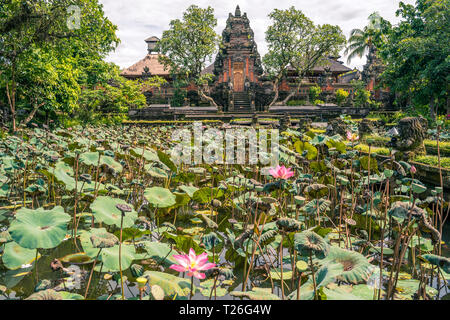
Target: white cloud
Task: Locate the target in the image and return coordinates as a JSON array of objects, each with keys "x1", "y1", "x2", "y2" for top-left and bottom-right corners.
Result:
[{"x1": 99, "y1": 0, "x2": 415, "y2": 71}]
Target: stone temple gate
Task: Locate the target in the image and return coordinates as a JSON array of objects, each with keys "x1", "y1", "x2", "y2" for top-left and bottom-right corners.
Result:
[
  {"x1": 122, "y1": 5, "x2": 381, "y2": 114},
  {"x1": 210, "y1": 5, "x2": 265, "y2": 112}
]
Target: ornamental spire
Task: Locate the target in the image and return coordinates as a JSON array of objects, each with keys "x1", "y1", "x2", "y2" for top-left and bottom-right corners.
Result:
[{"x1": 235, "y1": 5, "x2": 241, "y2": 17}]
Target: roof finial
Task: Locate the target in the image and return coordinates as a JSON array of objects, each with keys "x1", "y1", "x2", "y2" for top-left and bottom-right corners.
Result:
[{"x1": 235, "y1": 5, "x2": 241, "y2": 17}]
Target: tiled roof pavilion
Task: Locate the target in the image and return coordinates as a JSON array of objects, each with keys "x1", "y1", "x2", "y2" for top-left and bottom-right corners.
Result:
[{"x1": 121, "y1": 53, "x2": 171, "y2": 79}]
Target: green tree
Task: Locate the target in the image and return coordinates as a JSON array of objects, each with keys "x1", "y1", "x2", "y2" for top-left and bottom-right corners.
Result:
[
  {"x1": 263, "y1": 7, "x2": 346, "y2": 108},
  {"x1": 0, "y1": 0, "x2": 119, "y2": 131},
  {"x1": 157, "y1": 5, "x2": 220, "y2": 109},
  {"x1": 335, "y1": 88, "x2": 350, "y2": 106},
  {"x1": 77, "y1": 65, "x2": 165, "y2": 121},
  {"x1": 344, "y1": 12, "x2": 390, "y2": 64},
  {"x1": 351, "y1": 80, "x2": 372, "y2": 108},
  {"x1": 309, "y1": 85, "x2": 322, "y2": 102},
  {"x1": 378, "y1": 0, "x2": 450, "y2": 119}
]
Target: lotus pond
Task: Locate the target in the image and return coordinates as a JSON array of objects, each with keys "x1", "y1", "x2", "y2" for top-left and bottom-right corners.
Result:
[{"x1": 0, "y1": 123, "x2": 449, "y2": 301}]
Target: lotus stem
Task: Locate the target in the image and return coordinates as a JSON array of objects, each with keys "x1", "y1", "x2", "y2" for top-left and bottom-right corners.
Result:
[
  {"x1": 84, "y1": 248, "x2": 102, "y2": 299},
  {"x1": 309, "y1": 252, "x2": 317, "y2": 300},
  {"x1": 119, "y1": 213, "x2": 125, "y2": 300},
  {"x1": 190, "y1": 275, "x2": 194, "y2": 300}
]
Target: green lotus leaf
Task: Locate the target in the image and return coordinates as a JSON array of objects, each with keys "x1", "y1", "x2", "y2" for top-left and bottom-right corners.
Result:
[
  {"x1": 9, "y1": 206, "x2": 70, "y2": 249},
  {"x1": 320, "y1": 246, "x2": 375, "y2": 284},
  {"x1": 411, "y1": 183, "x2": 427, "y2": 194},
  {"x1": 322, "y1": 285, "x2": 365, "y2": 300},
  {"x1": 144, "y1": 187, "x2": 176, "y2": 208},
  {"x1": 145, "y1": 165, "x2": 168, "y2": 179},
  {"x1": 60, "y1": 252, "x2": 94, "y2": 265},
  {"x1": 296, "y1": 260, "x2": 309, "y2": 273},
  {"x1": 369, "y1": 246, "x2": 394, "y2": 256},
  {"x1": 140, "y1": 241, "x2": 177, "y2": 267},
  {"x1": 276, "y1": 218, "x2": 301, "y2": 233},
  {"x1": 294, "y1": 196, "x2": 306, "y2": 205},
  {"x1": 270, "y1": 268, "x2": 294, "y2": 280},
  {"x1": 421, "y1": 254, "x2": 450, "y2": 273},
  {"x1": 131, "y1": 147, "x2": 159, "y2": 162},
  {"x1": 294, "y1": 141, "x2": 318, "y2": 160},
  {"x1": 294, "y1": 231, "x2": 330, "y2": 259},
  {"x1": 305, "y1": 184, "x2": 329, "y2": 199},
  {"x1": 388, "y1": 201, "x2": 427, "y2": 222},
  {"x1": 58, "y1": 291, "x2": 85, "y2": 300},
  {"x1": 289, "y1": 263, "x2": 344, "y2": 300},
  {"x1": 90, "y1": 196, "x2": 137, "y2": 228},
  {"x1": 178, "y1": 185, "x2": 199, "y2": 198},
  {"x1": 100, "y1": 155, "x2": 123, "y2": 173},
  {"x1": 143, "y1": 271, "x2": 194, "y2": 298},
  {"x1": 50, "y1": 161, "x2": 105, "y2": 192},
  {"x1": 157, "y1": 150, "x2": 177, "y2": 173},
  {"x1": 395, "y1": 279, "x2": 438, "y2": 300},
  {"x1": 0, "y1": 183, "x2": 10, "y2": 197},
  {"x1": 97, "y1": 244, "x2": 135, "y2": 272},
  {"x1": 199, "y1": 279, "x2": 228, "y2": 297},
  {"x1": 193, "y1": 187, "x2": 224, "y2": 204},
  {"x1": 201, "y1": 232, "x2": 222, "y2": 251},
  {"x1": 2, "y1": 242, "x2": 40, "y2": 270},
  {"x1": 231, "y1": 287, "x2": 280, "y2": 300},
  {"x1": 89, "y1": 229, "x2": 119, "y2": 248},
  {"x1": 25, "y1": 289, "x2": 63, "y2": 300},
  {"x1": 25, "y1": 289, "x2": 84, "y2": 300}
]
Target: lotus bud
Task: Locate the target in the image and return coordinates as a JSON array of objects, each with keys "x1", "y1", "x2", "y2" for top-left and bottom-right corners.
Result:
[{"x1": 410, "y1": 166, "x2": 417, "y2": 174}]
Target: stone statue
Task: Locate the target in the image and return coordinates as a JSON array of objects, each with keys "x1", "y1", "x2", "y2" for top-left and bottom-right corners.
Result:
[
  {"x1": 391, "y1": 116, "x2": 427, "y2": 160},
  {"x1": 297, "y1": 118, "x2": 312, "y2": 132},
  {"x1": 252, "y1": 114, "x2": 258, "y2": 126},
  {"x1": 279, "y1": 113, "x2": 291, "y2": 132},
  {"x1": 326, "y1": 118, "x2": 348, "y2": 136},
  {"x1": 358, "y1": 118, "x2": 376, "y2": 137}
]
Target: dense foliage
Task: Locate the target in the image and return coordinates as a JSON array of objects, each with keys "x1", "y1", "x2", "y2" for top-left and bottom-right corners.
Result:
[{"x1": 0, "y1": 122, "x2": 448, "y2": 300}]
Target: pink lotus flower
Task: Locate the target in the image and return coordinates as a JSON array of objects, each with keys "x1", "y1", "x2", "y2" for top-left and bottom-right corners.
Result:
[
  {"x1": 346, "y1": 131, "x2": 359, "y2": 142},
  {"x1": 170, "y1": 248, "x2": 215, "y2": 280},
  {"x1": 269, "y1": 165, "x2": 295, "y2": 180},
  {"x1": 410, "y1": 166, "x2": 417, "y2": 174}
]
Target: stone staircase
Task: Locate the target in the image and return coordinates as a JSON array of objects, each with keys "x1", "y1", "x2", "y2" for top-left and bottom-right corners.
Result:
[{"x1": 233, "y1": 92, "x2": 252, "y2": 113}]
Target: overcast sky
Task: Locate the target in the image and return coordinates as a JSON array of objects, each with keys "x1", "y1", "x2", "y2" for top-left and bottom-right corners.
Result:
[{"x1": 99, "y1": 0, "x2": 415, "y2": 71}]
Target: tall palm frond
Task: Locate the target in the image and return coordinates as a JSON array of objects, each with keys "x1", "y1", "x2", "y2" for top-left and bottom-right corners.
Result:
[{"x1": 344, "y1": 12, "x2": 382, "y2": 64}]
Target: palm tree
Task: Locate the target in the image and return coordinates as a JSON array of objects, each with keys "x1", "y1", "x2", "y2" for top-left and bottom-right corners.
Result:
[{"x1": 344, "y1": 12, "x2": 382, "y2": 64}]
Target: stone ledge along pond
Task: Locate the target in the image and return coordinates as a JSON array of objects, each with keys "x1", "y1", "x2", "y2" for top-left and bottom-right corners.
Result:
[{"x1": 0, "y1": 123, "x2": 449, "y2": 300}]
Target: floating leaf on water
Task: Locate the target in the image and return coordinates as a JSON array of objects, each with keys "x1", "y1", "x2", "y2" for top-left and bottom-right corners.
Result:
[
  {"x1": 144, "y1": 271, "x2": 194, "y2": 299},
  {"x1": 230, "y1": 287, "x2": 280, "y2": 300},
  {"x1": 2, "y1": 242, "x2": 39, "y2": 270},
  {"x1": 9, "y1": 206, "x2": 71, "y2": 249},
  {"x1": 60, "y1": 252, "x2": 94, "y2": 265}
]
